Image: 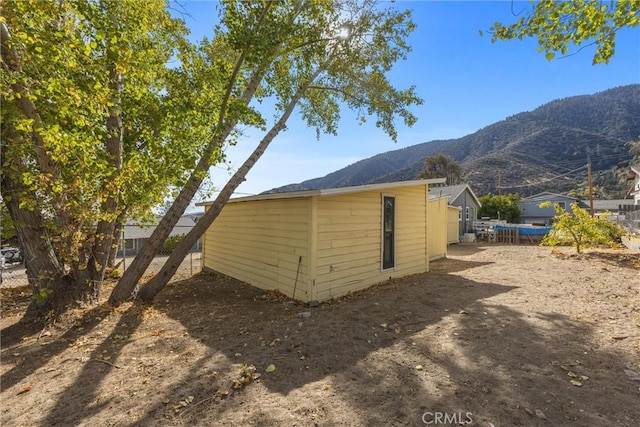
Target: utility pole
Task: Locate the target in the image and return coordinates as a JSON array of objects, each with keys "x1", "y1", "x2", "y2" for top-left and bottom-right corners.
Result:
[
  {"x1": 587, "y1": 161, "x2": 594, "y2": 217},
  {"x1": 497, "y1": 170, "x2": 502, "y2": 196}
]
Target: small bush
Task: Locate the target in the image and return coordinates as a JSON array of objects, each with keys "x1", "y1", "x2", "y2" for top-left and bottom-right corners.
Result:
[
  {"x1": 161, "y1": 234, "x2": 185, "y2": 255},
  {"x1": 540, "y1": 202, "x2": 626, "y2": 253}
]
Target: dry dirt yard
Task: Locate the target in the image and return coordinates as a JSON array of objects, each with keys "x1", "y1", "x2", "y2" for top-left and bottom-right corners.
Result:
[{"x1": 1, "y1": 244, "x2": 639, "y2": 426}]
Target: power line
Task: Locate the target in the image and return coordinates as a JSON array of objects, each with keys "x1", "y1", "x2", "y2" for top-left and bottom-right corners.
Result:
[
  {"x1": 510, "y1": 151, "x2": 632, "y2": 172},
  {"x1": 497, "y1": 164, "x2": 588, "y2": 189}
]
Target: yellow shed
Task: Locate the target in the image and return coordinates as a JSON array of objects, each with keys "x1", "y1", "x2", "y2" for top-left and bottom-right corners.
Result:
[
  {"x1": 199, "y1": 179, "x2": 446, "y2": 302},
  {"x1": 427, "y1": 196, "x2": 449, "y2": 261}
]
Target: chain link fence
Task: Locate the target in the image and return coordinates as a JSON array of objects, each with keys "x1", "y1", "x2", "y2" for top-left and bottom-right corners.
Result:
[
  {"x1": 1, "y1": 223, "x2": 203, "y2": 289},
  {"x1": 613, "y1": 207, "x2": 640, "y2": 234},
  {"x1": 115, "y1": 223, "x2": 202, "y2": 283}
]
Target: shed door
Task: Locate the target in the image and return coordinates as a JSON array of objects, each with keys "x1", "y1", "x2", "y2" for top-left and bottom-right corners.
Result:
[{"x1": 382, "y1": 196, "x2": 395, "y2": 270}]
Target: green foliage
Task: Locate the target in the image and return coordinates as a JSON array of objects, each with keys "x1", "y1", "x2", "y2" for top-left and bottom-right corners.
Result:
[
  {"x1": 33, "y1": 288, "x2": 54, "y2": 304},
  {"x1": 417, "y1": 154, "x2": 463, "y2": 184},
  {"x1": 1, "y1": 0, "x2": 220, "y2": 266},
  {"x1": 160, "y1": 234, "x2": 185, "y2": 255},
  {"x1": 478, "y1": 193, "x2": 522, "y2": 223},
  {"x1": 0, "y1": 201, "x2": 17, "y2": 243},
  {"x1": 489, "y1": 0, "x2": 640, "y2": 64},
  {"x1": 540, "y1": 202, "x2": 625, "y2": 253}
]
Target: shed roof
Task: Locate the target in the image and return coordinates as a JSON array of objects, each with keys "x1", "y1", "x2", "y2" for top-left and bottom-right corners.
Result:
[
  {"x1": 197, "y1": 178, "x2": 446, "y2": 206},
  {"x1": 428, "y1": 184, "x2": 481, "y2": 207}
]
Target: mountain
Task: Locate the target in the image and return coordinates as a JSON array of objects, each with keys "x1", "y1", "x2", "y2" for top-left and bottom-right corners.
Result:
[{"x1": 269, "y1": 84, "x2": 640, "y2": 197}]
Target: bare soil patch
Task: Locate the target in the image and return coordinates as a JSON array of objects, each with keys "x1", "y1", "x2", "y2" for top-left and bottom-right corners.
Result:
[{"x1": 2, "y1": 244, "x2": 639, "y2": 426}]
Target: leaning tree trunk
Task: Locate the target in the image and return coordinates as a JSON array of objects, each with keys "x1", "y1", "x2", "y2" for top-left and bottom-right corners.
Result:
[
  {"x1": 138, "y1": 68, "x2": 322, "y2": 301},
  {"x1": 136, "y1": 125, "x2": 283, "y2": 301},
  {"x1": 107, "y1": 140, "x2": 226, "y2": 304},
  {"x1": 109, "y1": 46, "x2": 270, "y2": 305}
]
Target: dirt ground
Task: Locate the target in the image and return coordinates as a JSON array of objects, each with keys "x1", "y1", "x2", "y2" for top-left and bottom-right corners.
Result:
[{"x1": 1, "y1": 244, "x2": 639, "y2": 426}]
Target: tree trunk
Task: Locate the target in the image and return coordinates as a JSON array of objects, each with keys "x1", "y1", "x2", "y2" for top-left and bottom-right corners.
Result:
[
  {"x1": 107, "y1": 220, "x2": 123, "y2": 268},
  {"x1": 23, "y1": 266, "x2": 102, "y2": 320},
  {"x1": 109, "y1": 52, "x2": 269, "y2": 305},
  {"x1": 138, "y1": 68, "x2": 322, "y2": 301},
  {"x1": 1, "y1": 157, "x2": 62, "y2": 295},
  {"x1": 137, "y1": 122, "x2": 285, "y2": 300},
  {"x1": 107, "y1": 140, "x2": 224, "y2": 304},
  {"x1": 1, "y1": 143, "x2": 101, "y2": 320},
  {"x1": 109, "y1": 1, "x2": 290, "y2": 305},
  {"x1": 92, "y1": 45, "x2": 123, "y2": 283},
  {"x1": 1, "y1": 23, "x2": 72, "y2": 230}
]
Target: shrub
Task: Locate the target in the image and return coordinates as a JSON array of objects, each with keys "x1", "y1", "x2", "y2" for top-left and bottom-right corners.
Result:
[
  {"x1": 161, "y1": 234, "x2": 185, "y2": 255},
  {"x1": 540, "y1": 202, "x2": 626, "y2": 253}
]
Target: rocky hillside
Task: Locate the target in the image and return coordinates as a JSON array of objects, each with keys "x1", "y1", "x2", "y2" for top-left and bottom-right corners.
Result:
[{"x1": 270, "y1": 84, "x2": 640, "y2": 197}]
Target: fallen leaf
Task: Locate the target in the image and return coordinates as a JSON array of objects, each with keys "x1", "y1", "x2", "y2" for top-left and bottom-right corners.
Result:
[
  {"x1": 17, "y1": 386, "x2": 31, "y2": 395},
  {"x1": 265, "y1": 364, "x2": 276, "y2": 373},
  {"x1": 570, "y1": 379, "x2": 583, "y2": 387}
]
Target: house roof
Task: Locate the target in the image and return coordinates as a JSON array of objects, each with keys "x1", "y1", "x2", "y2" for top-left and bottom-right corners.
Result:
[
  {"x1": 592, "y1": 199, "x2": 634, "y2": 211},
  {"x1": 123, "y1": 216, "x2": 196, "y2": 239},
  {"x1": 522, "y1": 192, "x2": 579, "y2": 202},
  {"x1": 428, "y1": 184, "x2": 481, "y2": 207},
  {"x1": 197, "y1": 178, "x2": 446, "y2": 206}
]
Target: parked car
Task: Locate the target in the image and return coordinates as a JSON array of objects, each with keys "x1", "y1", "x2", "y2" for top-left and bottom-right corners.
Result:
[{"x1": 0, "y1": 247, "x2": 22, "y2": 265}]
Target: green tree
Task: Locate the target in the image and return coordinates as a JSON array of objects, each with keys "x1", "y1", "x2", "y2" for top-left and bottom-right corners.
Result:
[
  {"x1": 112, "y1": 0, "x2": 423, "y2": 303},
  {"x1": 489, "y1": 0, "x2": 640, "y2": 64},
  {"x1": 417, "y1": 154, "x2": 463, "y2": 185},
  {"x1": 0, "y1": 200, "x2": 17, "y2": 243},
  {"x1": 540, "y1": 202, "x2": 625, "y2": 253},
  {"x1": 1, "y1": 0, "x2": 219, "y2": 318},
  {"x1": 478, "y1": 193, "x2": 522, "y2": 223}
]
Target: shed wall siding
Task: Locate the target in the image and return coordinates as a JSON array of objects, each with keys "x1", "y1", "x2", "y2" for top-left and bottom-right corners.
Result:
[
  {"x1": 314, "y1": 186, "x2": 428, "y2": 300},
  {"x1": 447, "y1": 206, "x2": 461, "y2": 244},
  {"x1": 203, "y1": 198, "x2": 311, "y2": 299},
  {"x1": 427, "y1": 198, "x2": 448, "y2": 261}
]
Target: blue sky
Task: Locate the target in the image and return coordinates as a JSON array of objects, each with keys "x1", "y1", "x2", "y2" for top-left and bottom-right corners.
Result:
[{"x1": 175, "y1": 1, "x2": 640, "y2": 198}]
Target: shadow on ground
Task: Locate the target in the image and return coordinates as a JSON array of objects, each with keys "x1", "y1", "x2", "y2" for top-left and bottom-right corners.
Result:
[{"x1": 2, "y1": 252, "x2": 638, "y2": 426}]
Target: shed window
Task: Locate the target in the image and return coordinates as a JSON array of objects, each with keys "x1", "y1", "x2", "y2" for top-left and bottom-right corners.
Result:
[{"x1": 382, "y1": 196, "x2": 395, "y2": 270}]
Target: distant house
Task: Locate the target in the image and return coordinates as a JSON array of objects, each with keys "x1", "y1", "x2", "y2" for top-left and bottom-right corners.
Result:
[
  {"x1": 519, "y1": 192, "x2": 586, "y2": 226},
  {"x1": 628, "y1": 165, "x2": 640, "y2": 205},
  {"x1": 118, "y1": 216, "x2": 199, "y2": 256},
  {"x1": 198, "y1": 179, "x2": 447, "y2": 302},
  {"x1": 428, "y1": 184, "x2": 481, "y2": 239},
  {"x1": 592, "y1": 199, "x2": 636, "y2": 219}
]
